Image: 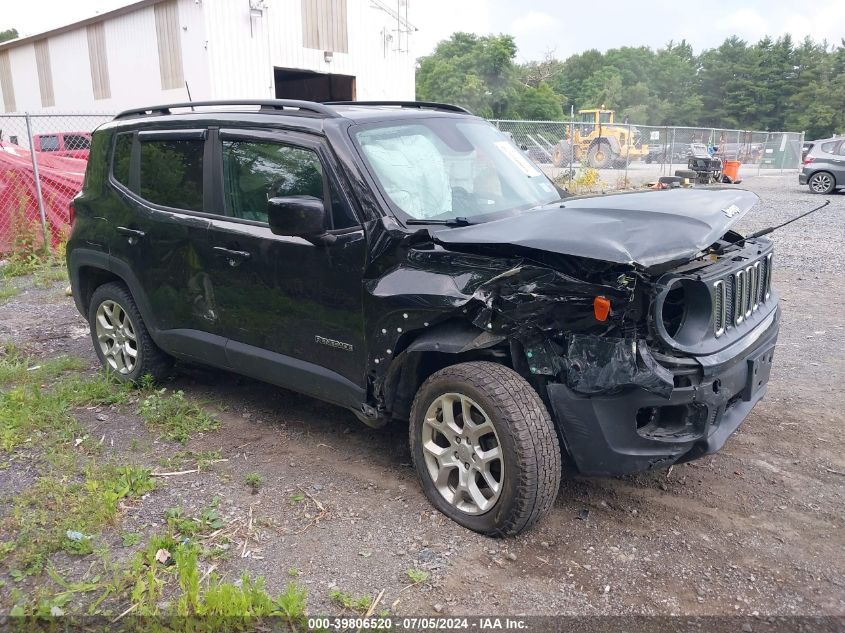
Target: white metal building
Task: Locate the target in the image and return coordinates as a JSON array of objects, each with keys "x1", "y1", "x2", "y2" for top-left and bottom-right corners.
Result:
[{"x1": 0, "y1": 0, "x2": 416, "y2": 113}]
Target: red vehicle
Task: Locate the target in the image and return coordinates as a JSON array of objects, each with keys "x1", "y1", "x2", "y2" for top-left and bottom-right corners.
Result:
[{"x1": 32, "y1": 131, "x2": 92, "y2": 160}]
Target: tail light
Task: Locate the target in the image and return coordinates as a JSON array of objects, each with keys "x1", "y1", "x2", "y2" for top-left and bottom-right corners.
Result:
[{"x1": 803, "y1": 156, "x2": 815, "y2": 165}]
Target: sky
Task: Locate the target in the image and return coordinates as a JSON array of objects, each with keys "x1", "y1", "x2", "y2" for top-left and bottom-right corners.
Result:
[{"x1": 4, "y1": 0, "x2": 845, "y2": 61}]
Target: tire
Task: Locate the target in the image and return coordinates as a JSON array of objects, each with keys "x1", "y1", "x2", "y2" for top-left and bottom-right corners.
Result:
[
  {"x1": 675, "y1": 169, "x2": 698, "y2": 180},
  {"x1": 409, "y1": 361, "x2": 561, "y2": 537},
  {"x1": 658, "y1": 176, "x2": 682, "y2": 187},
  {"x1": 552, "y1": 140, "x2": 571, "y2": 168},
  {"x1": 808, "y1": 172, "x2": 835, "y2": 194},
  {"x1": 88, "y1": 281, "x2": 171, "y2": 382},
  {"x1": 587, "y1": 142, "x2": 614, "y2": 169}
]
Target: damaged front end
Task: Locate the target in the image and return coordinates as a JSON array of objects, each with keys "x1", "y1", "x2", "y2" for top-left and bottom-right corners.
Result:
[{"x1": 364, "y1": 208, "x2": 779, "y2": 476}]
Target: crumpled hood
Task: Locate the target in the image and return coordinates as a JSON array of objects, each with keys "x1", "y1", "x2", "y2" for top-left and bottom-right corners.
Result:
[{"x1": 433, "y1": 188, "x2": 760, "y2": 270}]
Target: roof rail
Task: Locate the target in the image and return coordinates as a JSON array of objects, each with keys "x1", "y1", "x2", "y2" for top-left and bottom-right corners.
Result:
[
  {"x1": 325, "y1": 101, "x2": 473, "y2": 115},
  {"x1": 114, "y1": 99, "x2": 341, "y2": 120}
]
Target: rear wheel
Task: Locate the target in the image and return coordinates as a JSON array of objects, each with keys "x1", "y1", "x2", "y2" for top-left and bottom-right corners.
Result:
[
  {"x1": 587, "y1": 142, "x2": 614, "y2": 169},
  {"x1": 808, "y1": 172, "x2": 835, "y2": 194},
  {"x1": 409, "y1": 361, "x2": 561, "y2": 536},
  {"x1": 88, "y1": 282, "x2": 171, "y2": 382}
]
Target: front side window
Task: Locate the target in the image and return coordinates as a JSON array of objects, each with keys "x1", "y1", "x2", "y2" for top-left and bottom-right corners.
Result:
[
  {"x1": 39, "y1": 135, "x2": 59, "y2": 151},
  {"x1": 353, "y1": 118, "x2": 559, "y2": 222},
  {"x1": 139, "y1": 139, "x2": 204, "y2": 211},
  {"x1": 222, "y1": 140, "x2": 357, "y2": 229}
]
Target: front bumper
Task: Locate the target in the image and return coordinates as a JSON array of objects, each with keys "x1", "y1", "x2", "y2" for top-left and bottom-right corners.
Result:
[{"x1": 547, "y1": 308, "x2": 780, "y2": 476}]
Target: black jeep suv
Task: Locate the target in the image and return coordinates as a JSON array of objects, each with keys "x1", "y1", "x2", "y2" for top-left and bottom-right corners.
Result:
[{"x1": 67, "y1": 100, "x2": 780, "y2": 536}]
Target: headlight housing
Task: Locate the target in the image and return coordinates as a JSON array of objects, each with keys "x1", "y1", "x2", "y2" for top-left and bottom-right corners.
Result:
[{"x1": 655, "y1": 278, "x2": 713, "y2": 347}]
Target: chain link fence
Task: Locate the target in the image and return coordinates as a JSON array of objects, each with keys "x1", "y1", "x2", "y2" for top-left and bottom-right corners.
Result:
[
  {"x1": 492, "y1": 119, "x2": 804, "y2": 192},
  {"x1": 0, "y1": 113, "x2": 113, "y2": 255},
  {"x1": 0, "y1": 111, "x2": 806, "y2": 254}
]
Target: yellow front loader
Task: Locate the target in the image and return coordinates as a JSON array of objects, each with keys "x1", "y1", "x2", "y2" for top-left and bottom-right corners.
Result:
[{"x1": 553, "y1": 109, "x2": 649, "y2": 169}]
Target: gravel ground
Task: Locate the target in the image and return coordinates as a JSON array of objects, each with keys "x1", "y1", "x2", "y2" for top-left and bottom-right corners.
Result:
[{"x1": 0, "y1": 171, "x2": 842, "y2": 617}]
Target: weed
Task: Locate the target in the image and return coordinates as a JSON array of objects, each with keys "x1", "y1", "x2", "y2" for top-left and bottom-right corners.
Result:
[
  {"x1": 276, "y1": 581, "x2": 308, "y2": 621},
  {"x1": 245, "y1": 472, "x2": 263, "y2": 493},
  {"x1": 329, "y1": 588, "x2": 372, "y2": 613},
  {"x1": 121, "y1": 533, "x2": 142, "y2": 547},
  {"x1": 61, "y1": 533, "x2": 94, "y2": 556},
  {"x1": 165, "y1": 499, "x2": 224, "y2": 538},
  {"x1": 287, "y1": 567, "x2": 299, "y2": 578},
  {"x1": 0, "y1": 285, "x2": 17, "y2": 302},
  {"x1": 4, "y1": 463, "x2": 153, "y2": 575},
  {"x1": 32, "y1": 262, "x2": 68, "y2": 288},
  {"x1": 139, "y1": 388, "x2": 220, "y2": 444},
  {"x1": 555, "y1": 164, "x2": 603, "y2": 194},
  {"x1": 406, "y1": 568, "x2": 430, "y2": 584},
  {"x1": 290, "y1": 492, "x2": 305, "y2": 504}
]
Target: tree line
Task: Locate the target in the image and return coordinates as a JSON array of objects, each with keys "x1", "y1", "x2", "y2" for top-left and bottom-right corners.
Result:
[{"x1": 416, "y1": 32, "x2": 845, "y2": 139}]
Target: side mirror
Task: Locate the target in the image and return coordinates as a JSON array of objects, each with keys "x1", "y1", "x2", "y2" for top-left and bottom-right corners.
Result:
[{"x1": 267, "y1": 196, "x2": 325, "y2": 237}]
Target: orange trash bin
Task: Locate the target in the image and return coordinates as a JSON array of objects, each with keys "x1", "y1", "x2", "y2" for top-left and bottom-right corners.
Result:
[{"x1": 722, "y1": 160, "x2": 741, "y2": 183}]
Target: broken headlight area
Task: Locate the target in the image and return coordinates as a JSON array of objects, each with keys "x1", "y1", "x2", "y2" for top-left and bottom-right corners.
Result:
[{"x1": 560, "y1": 335, "x2": 673, "y2": 399}]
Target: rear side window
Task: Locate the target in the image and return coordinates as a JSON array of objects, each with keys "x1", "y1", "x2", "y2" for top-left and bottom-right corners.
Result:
[
  {"x1": 112, "y1": 133, "x2": 133, "y2": 188},
  {"x1": 39, "y1": 135, "x2": 59, "y2": 151},
  {"x1": 222, "y1": 140, "x2": 357, "y2": 229},
  {"x1": 139, "y1": 139, "x2": 204, "y2": 211},
  {"x1": 820, "y1": 142, "x2": 838, "y2": 153}
]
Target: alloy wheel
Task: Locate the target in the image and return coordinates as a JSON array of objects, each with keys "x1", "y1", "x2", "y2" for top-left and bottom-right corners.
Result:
[
  {"x1": 811, "y1": 173, "x2": 833, "y2": 193},
  {"x1": 420, "y1": 393, "x2": 504, "y2": 515},
  {"x1": 95, "y1": 299, "x2": 138, "y2": 374}
]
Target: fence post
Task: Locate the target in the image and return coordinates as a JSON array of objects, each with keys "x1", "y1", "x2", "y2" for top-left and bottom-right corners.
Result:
[
  {"x1": 569, "y1": 105, "x2": 575, "y2": 177},
  {"x1": 25, "y1": 112, "x2": 50, "y2": 253},
  {"x1": 670, "y1": 127, "x2": 676, "y2": 175},
  {"x1": 625, "y1": 122, "x2": 630, "y2": 187}
]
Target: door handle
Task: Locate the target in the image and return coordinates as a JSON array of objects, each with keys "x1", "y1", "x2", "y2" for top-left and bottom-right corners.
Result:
[
  {"x1": 213, "y1": 246, "x2": 251, "y2": 266},
  {"x1": 116, "y1": 226, "x2": 145, "y2": 244}
]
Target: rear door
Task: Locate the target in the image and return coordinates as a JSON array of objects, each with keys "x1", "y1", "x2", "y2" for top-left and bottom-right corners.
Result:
[
  {"x1": 107, "y1": 128, "x2": 226, "y2": 364},
  {"x1": 831, "y1": 141, "x2": 845, "y2": 184},
  {"x1": 204, "y1": 127, "x2": 368, "y2": 405}
]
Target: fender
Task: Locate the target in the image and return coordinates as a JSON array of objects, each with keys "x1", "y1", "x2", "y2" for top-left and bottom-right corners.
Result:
[
  {"x1": 68, "y1": 247, "x2": 160, "y2": 339},
  {"x1": 379, "y1": 320, "x2": 506, "y2": 420}
]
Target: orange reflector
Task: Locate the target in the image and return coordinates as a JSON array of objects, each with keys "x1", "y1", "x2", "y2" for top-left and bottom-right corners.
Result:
[{"x1": 594, "y1": 296, "x2": 611, "y2": 321}]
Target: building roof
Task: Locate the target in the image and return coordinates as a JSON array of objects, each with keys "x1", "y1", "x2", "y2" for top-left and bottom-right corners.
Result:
[{"x1": 0, "y1": 0, "x2": 162, "y2": 51}]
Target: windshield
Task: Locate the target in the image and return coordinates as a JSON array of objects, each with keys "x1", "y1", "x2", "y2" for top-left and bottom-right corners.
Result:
[{"x1": 352, "y1": 118, "x2": 559, "y2": 222}]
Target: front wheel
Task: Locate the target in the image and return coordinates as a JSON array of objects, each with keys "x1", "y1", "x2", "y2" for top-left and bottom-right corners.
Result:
[
  {"x1": 808, "y1": 172, "x2": 835, "y2": 194},
  {"x1": 409, "y1": 362, "x2": 561, "y2": 536},
  {"x1": 587, "y1": 142, "x2": 614, "y2": 169}
]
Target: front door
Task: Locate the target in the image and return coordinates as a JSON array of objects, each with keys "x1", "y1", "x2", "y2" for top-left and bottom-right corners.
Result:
[{"x1": 204, "y1": 128, "x2": 368, "y2": 406}]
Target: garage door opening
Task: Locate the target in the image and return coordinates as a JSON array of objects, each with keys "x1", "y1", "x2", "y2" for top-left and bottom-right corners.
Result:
[{"x1": 274, "y1": 68, "x2": 356, "y2": 102}]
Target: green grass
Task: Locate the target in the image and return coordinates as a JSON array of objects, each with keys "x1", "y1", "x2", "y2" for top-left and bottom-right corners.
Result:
[
  {"x1": 165, "y1": 499, "x2": 225, "y2": 538},
  {"x1": 0, "y1": 341, "x2": 308, "y2": 622},
  {"x1": 245, "y1": 472, "x2": 263, "y2": 493},
  {"x1": 407, "y1": 568, "x2": 430, "y2": 584},
  {"x1": 3, "y1": 464, "x2": 155, "y2": 576},
  {"x1": 0, "y1": 362, "x2": 132, "y2": 454},
  {"x1": 0, "y1": 285, "x2": 17, "y2": 302},
  {"x1": 138, "y1": 388, "x2": 220, "y2": 444},
  {"x1": 329, "y1": 588, "x2": 373, "y2": 614}
]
